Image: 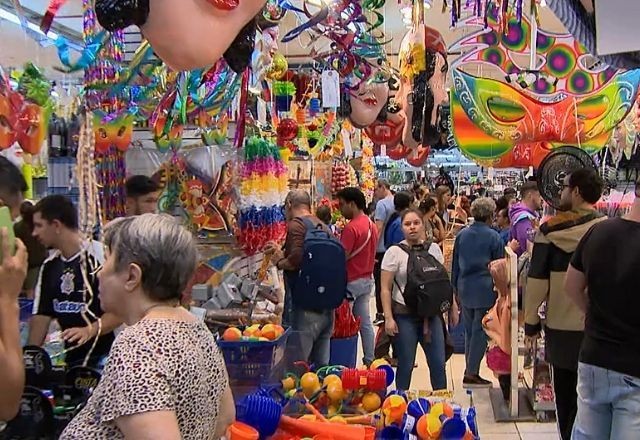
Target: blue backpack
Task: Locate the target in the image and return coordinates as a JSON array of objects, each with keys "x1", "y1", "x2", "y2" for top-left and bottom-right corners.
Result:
[
  {"x1": 384, "y1": 212, "x2": 403, "y2": 249},
  {"x1": 290, "y1": 217, "x2": 347, "y2": 310}
]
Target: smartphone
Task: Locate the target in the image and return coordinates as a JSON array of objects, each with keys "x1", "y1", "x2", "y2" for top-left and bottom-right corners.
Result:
[{"x1": 0, "y1": 206, "x2": 16, "y2": 261}]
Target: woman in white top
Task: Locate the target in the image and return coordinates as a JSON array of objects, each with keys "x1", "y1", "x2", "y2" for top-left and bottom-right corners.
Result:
[{"x1": 380, "y1": 208, "x2": 458, "y2": 391}]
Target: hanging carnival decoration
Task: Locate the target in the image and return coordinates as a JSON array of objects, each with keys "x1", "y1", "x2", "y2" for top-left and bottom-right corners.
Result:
[
  {"x1": 238, "y1": 136, "x2": 287, "y2": 255},
  {"x1": 0, "y1": 63, "x2": 53, "y2": 155},
  {"x1": 89, "y1": 0, "x2": 269, "y2": 71},
  {"x1": 280, "y1": 0, "x2": 391, "y2": 85},
  {"x1": 449, "y1": 3, "x2": 619, "y2": 98},
  {"x1": 448, "y1": 0, "x2": 640, "y2": 165},
  {"x1": 449, "y1": 66, "x2": 640, "y2": 162},
  {"x1": 396, "y1": 0, "x2": 448, "y2": 156},
  {"x1": 80, "y1": 0, "x2": 128, "y2": 220}
]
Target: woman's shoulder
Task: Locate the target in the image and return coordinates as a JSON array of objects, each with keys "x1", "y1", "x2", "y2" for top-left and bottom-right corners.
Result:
[{"x1": 117, "y1": 319, "x2": 212, "y2": 347}]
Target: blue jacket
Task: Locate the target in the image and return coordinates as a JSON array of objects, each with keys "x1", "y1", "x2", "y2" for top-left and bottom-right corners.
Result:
[{"x1": 452, "y1": 222, "x2": 505, "y2": 309}]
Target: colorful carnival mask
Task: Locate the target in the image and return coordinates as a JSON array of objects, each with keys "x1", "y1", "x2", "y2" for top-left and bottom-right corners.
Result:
[
  {"x1": 493, "y1": 143, "x2": 551, "y2": 169},
  {"x1": 93, "y1": 112, "x2": 134, "y2": 154},
  {"x1": 397, "y1": 24, "x2": 448, "y2": 150},
  {"x1": 348, "y1": 68, "x2": 390, "y2": 129},
  {"x1": 94, "y1": 0, "x2": 267, "y2": 71},
  {"x1": 0, "y1": 90, "x2": 47, "y2": 155},
  {"x1": 365, "y1": 107, "x2": 404, "y2": 150},
  {"x1": 450, "y1": 68, "x2": 640, "y2": 161}
]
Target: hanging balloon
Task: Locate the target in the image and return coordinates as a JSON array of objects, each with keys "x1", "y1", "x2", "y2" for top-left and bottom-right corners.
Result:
[{"x1": 266, "y1": 53, "x2": 288, "y2": 80}]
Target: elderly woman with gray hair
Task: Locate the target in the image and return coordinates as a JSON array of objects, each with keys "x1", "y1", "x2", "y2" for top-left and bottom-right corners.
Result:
[
  {"x1": 61, "y1": 214, "x2": 234, "y2": 440},
  {"x1": 452, "y1": 197, "x2": 505, "y2": 387}
]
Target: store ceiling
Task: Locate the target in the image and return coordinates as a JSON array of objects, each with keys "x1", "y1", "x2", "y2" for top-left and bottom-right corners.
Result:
[{"x1": 0, "y1": 0, "x2": 568, "y2": 75}]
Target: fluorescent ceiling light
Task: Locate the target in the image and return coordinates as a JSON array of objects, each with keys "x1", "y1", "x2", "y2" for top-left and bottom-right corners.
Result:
[{"x1": 0, "y1": 7, "x2": 59, "y2": 40}]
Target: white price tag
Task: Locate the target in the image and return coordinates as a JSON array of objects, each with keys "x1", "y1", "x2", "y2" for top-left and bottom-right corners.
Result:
[
  {"x1": 381, "y1": 144, "x2": 387, "y2": 157},
  {"x1": 321, "y1": 70, "x2": 340, "y2": 108},
  {"x1": 342, "y1": 129, "x2": 353, "y2": 157}
]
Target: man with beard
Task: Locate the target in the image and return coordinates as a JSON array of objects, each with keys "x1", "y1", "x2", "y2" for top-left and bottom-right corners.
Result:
[{"x1": 525, "y1": 169, "x2": 605, "y2": 440}]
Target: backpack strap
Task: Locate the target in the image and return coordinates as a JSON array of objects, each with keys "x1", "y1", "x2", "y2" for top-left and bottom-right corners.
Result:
[
  {"x1": 299, "y1": 216, "x2": 317, "y2": 231},
  {"x1": 348, "y1": 219, "x2": 373, "y2": 260}
]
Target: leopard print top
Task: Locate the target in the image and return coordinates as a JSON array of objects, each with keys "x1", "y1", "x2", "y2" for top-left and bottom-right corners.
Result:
[{"x1": 61, "y1": 319, "x2": 228, "y2": 439}]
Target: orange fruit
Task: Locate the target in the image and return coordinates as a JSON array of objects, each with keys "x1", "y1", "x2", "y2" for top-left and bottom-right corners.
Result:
[
  {"x1": 261, "y1": 324, "x2": 278, "y2": 341},
  {"x1": 222, "y1": 327, "x2": 242, "y2": 341},
  {"x1": 243, "y1": 324, "x2": 262, "y2": 337},
  {"x1": 362, "y1": 392, "x2": 382, "y2": 412},
  {"x1": 329, "y1": 416, "x2": 347, "y2": 424},
  {"x1": 274, "y1": 324, "x2": 285, "y2": 337}
]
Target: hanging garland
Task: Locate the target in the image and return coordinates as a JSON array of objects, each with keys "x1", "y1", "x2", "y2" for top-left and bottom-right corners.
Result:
[{"x1": 237, "y1": 136, "x2": 288, "y2": 255}]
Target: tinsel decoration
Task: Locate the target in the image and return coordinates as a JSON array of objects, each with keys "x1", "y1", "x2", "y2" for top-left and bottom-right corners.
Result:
[{"x1": 238, "y1": 136, "x2": 288, "y2": 255}]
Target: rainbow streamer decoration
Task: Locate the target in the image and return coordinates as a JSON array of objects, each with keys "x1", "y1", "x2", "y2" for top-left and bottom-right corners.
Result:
[{"x1": 238, "y1": 137, "x2": 288, "y2": 255}]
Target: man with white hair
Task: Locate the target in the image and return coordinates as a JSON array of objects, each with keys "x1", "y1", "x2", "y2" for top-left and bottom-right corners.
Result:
[{"x1": 452, "y1": 197, "x2": 505, "y2": 387}]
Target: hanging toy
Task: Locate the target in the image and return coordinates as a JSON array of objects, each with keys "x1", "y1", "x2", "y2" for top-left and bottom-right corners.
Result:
[{"x1": 266, "y1": 53, "x2": 288, "y2": 80}]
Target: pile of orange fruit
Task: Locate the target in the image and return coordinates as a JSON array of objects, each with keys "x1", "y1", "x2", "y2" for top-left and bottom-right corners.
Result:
[{"x1": 222, "y1": 323, "x2": 285, "y2": 342}]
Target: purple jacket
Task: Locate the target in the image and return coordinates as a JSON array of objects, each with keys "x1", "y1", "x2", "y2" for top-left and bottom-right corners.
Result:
[{"x1": 509, "y1": 203, "x2": 538, "y2": 256}]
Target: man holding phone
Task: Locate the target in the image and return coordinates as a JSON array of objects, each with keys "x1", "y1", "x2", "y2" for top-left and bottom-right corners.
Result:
[{"x1": 0, "y1": 156, "x2": 29, "y2": 420}]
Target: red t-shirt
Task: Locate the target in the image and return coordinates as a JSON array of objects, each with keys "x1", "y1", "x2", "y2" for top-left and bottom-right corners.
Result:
[{"x1": 341, "y1": 213, "x2": 378, "y2": 282}]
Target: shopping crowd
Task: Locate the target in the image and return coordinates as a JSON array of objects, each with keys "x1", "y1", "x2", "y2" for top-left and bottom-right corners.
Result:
[{"x1": 1, "y1": 154, "x2": 639, "y2": 439}]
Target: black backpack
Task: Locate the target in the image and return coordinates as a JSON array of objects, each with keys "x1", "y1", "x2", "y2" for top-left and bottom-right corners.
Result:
[{"x1": 394, "y1": 242, "x2": 453, "y2": 317}]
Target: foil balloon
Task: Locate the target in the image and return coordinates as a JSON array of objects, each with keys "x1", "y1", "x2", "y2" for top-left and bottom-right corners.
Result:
[
  {"x1": 0, "y1": 87, "x2": 47, "y2": 155},
  {"x1": 93, "y1": 112, "x2": 134, "y2": 154},
  {"x1": 0, "y1": 92, "x2": 19, "y2": 149},
  {"x1": 450, "y1": 68, "x2": 640, "y2": 161},
  {"x1": 94, "y1": 0, "x2": 268, "y2": 71},
  {"x1": 397, "y1": 23, "x2": 448, "y2": 151},
  {"x1": 266, "y1": 52, "x2": 288, "y2": 81}
]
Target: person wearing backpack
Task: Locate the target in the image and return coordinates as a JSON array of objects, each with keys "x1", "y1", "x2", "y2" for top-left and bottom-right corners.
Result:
[
  {"x1": 452, "y1": 197, "x2": 505, "y2": 387},
  {"x1": 381, "y1": 208, "x2": 457, "y2": 391},
  {"x1": 265, "y1": 190, "x2": 347, "y2": 367},
  {"x1": 374, "y1": 191, "x2": 414, "y2": 363},
  {"x1": 384, "y1": 191, "x2": 414, "y2": 250},
  {"x1": 337, "y1": 187, "x2": 378, "y2": 367}
]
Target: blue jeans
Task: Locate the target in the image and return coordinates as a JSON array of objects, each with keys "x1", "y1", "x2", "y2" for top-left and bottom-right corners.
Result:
[
  {"x1": 461, "y1": 306, "x2": 489, "y2": 376},
  {"x1": 348, "y1": 277, "x2": 375, "y2": 366},
  {"x1": 291, "y1": 308, "x2": 334, "y2": 367},
  {"x1": 393, "y1": 314, "x2": 446, "y2": 391},
  {"x1": 571, "y1": 362, "x2": 640, "y2": 440}
]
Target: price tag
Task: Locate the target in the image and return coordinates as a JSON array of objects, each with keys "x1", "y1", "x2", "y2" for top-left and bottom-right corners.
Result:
[
  {"x1": 321, "y1": 70, "x2": 340, "y2": 108},
  {"x1": 381, "y1": 144, "x2": 387, "y2": 157},
  {"x1": 342, "y1": 129, "x2": 353, "y2": 157}
]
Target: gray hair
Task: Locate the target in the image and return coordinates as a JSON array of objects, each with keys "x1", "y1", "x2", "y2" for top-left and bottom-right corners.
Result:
[
  {"x1": 103, "y1": 214, "x2": 198, "y2": 302},
  {"x1": 471, "y1": 197, "x2": 496, "y2": 222},
  {"x1": 285, "y1": 189, "x2": 311, "y2": 209}
]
